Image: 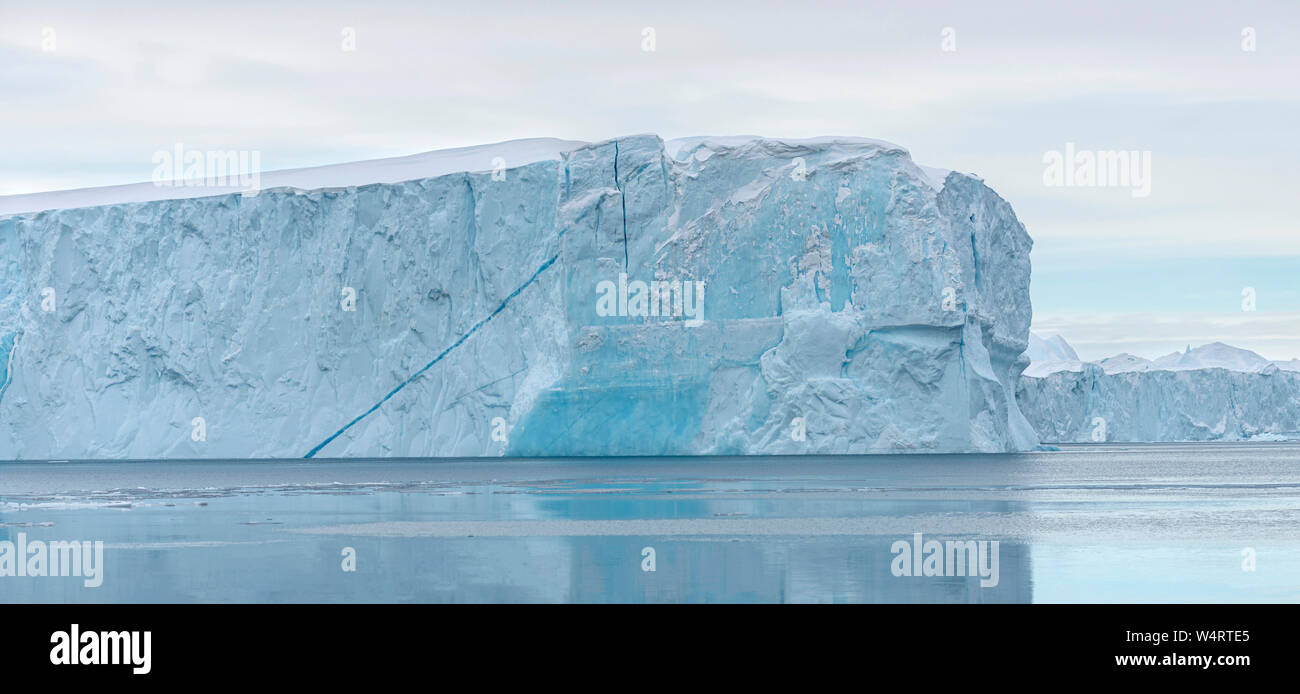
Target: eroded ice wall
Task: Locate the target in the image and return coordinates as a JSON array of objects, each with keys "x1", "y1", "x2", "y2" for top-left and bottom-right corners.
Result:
[
  {"x1": 1019, "y1": 365, "x2": 1300, "y2": 442},
  {"x1": 0, "y1": 135, "x2": 1037, "y2": 458}
]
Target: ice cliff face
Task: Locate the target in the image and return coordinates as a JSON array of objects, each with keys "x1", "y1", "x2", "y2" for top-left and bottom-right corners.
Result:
[
  {"x1": 1018, "y1": 338, "x2": 1300, "y2": 442},
  {"x1": 0, "y1": 134, "x2": 1037, "y2": 459},
  {"x1": 1019, "y1": 365, "x2": 1300, "y2": 442}
]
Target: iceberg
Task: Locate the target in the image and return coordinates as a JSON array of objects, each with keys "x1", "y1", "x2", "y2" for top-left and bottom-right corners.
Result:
[
  {"x1": 1019, "y1": 336, "x2": 1300, "y2": 442},
  {"x1": 1026, "y1": 333, "x2": 1078, "y2": 363},
  {"x1": 1022, "y1": 332, "x2": 1085, "y2": 378},
  {"x1": 0, "y1": 134, "x2": 1037, "y2": 459}
]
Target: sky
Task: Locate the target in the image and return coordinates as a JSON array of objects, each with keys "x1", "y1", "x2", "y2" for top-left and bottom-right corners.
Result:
[{"x1": 2, "y1": 0, "x2": 1297, "y2": 360}]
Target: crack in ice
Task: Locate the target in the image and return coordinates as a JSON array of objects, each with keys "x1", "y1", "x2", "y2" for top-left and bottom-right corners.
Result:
[{"x1": 304, "y1": 251, "x2": 562, "y2": 458}]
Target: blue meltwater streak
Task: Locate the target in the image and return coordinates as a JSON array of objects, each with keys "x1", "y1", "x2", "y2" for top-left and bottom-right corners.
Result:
[{"x1": 304, "y1": 251, "x2": 562, "y2": 458}]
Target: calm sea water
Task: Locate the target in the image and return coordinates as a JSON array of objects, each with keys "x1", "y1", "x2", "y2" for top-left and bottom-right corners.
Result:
[{"x1": 2, "y1": 442, "x2": 1298, "y2": 603}]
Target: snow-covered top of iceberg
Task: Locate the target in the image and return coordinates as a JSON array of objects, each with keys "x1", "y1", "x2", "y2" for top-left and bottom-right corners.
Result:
[
  {"x1": 1102, "y1": 343, "x2": 1279, "y2": 374},
  {"x1": 1024, "y1": 334, "x2": 1295, "y2": 377},
  {"x1": 1, "y1": 134, "x2": 965, "y2": 218},
  {"x1": 664, "y1": 134, "x2": 909, "y2": 158},
  {"x1": 0, "y1": 137, "x2": 589, "y2": 217},
  {"x1": 1150, "y1": 342, "x2": 1275, "y2": 373},
  {"x1": 663, "y1": 134, "x2": 953, "y2": 191},
  {"x1": 1097, "y1": 353, "x2": 1154, "y2": 373}
]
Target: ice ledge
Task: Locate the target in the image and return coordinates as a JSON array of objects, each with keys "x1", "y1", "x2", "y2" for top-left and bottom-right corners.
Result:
[
  {"x1": 1, "y1": 134, "x2": 966, "y2": 217},
  {"x1": 0, "y1": 137, "x2": 589, "y2": 217}
]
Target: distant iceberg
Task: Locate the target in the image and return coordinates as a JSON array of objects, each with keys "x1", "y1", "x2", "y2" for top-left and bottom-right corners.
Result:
[{"x1": 1019, "y1": 334, "x2": 1300, "y2": 442}]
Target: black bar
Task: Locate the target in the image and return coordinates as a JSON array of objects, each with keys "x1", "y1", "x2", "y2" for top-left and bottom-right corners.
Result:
[{"x1": 1, "y1": 604, "x2": 1287, "y2": 683}]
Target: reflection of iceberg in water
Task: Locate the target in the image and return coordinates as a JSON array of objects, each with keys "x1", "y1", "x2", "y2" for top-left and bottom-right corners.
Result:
[
  {"x1": 559, "y1": 528, "x2": 1033, "y2": 603},
  {"x1": 2, "y1": 486, "x2": 1034, "y2": 603},
  {"x1": 539, "y1": 480, "x2": 1033, "y2": 602},
  {"x1": 7, "y1": 445, "x2": 1296, "y2": 603}
]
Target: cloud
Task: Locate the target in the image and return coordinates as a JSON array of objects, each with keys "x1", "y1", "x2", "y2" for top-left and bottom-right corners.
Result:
[{"x1": 2, "y1": 0, "x2": 1297, "y2": 329}]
